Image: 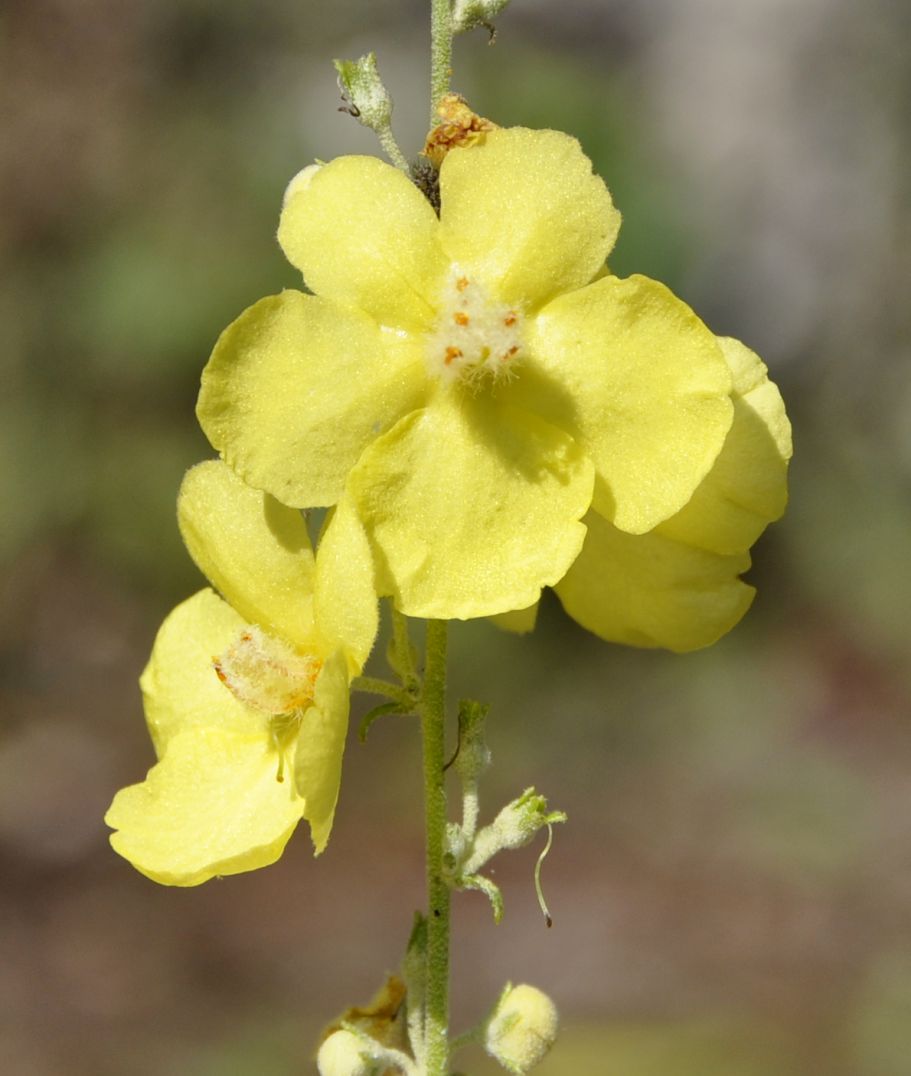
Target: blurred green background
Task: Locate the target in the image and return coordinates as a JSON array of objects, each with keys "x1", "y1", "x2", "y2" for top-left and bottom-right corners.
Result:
[{"x1": 2, "y1": 1, "x2": 910, "y2": 1073}]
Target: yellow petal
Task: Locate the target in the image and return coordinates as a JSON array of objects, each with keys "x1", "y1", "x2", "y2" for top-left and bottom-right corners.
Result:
[
  {"x1": 348, "y1": 392, "x2": 594, "y2": 619},
  {"x1": 313, "y1": 497, "x2": 378, "y2": 674},
  {"x1": 555, "y1": 508, "x2": 755, "y2": 652},
  {"x1": 296, "y1": 651, "x2": 350, "y2": 855},
  {"x1": 105, "y1": 726, "x2": 305, "y2": 886},
  {"x1": 657, "y1": 337, "x2": 792, "y2": 554},
  {"x1": 197, "y1": 290, "x2": 426, "y2": 508},
  {"x1": 520, "y1": 273, "x2": 733, "y2": 533},
  {"x1": 140, "y1": 589, "x2": 258, "y2": 757},
  {"x1": 489, "y1": 601, "x2": 540, "y2": 635},
  {"x1": 438, "y1": 127, "x2": 620, "y2": 311},
  {"x1": 278, "y1": 155, "x2": 447, "y2": 331},
  {"x1": 178, "y1": 460, "x2": 317, "y2": 648}
]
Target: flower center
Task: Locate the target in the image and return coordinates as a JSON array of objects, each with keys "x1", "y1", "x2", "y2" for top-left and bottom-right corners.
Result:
[
  {"x1": 427, "y1": 266, "x2": 524, "y2": 386},
  {"x1": 214, "y1": 626, "x2": 322, "y2": 783}
]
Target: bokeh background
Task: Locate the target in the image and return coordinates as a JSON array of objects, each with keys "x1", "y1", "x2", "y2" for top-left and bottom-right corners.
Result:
[{"x1": 2, "y1": 1, "x2": 910, "y2": 1072}]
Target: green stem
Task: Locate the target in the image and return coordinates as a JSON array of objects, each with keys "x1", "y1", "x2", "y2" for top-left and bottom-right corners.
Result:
[
  {"x1": 377, "y1": 126, "x2": 412, "y2": 173},
  {"x1": 430, "y1": 0, "x2": 454, "y2": 124},
  {"x1": 421, "y1": 619, "x2": 450, "y2": 1076}
]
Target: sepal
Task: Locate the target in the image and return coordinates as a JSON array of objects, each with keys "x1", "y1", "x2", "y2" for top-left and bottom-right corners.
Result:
[{"x1": 463, "y1": 788, "x2": 566, "y2": 875}]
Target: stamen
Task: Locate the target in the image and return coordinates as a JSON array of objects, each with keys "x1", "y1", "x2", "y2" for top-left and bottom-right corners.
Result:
[
  {"x1": 427, "y1": 266, "x2": 525, "y2": 385},
  {"x1": 274, "y1": 730, "x2": 286, "y2": 783},
  {"x1": 213, "y1": 626, "x2": 322, "y2": 716}
]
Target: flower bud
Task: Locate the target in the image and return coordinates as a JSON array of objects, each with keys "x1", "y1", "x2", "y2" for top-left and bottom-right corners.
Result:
[
  {"x1": 484, "y1": 983, "x2": 558, "y2": 1074},
  {"x1": 316, "y1": 1029, "x2": 377, "y2": 1076},
  {"x1": 333, "y1": 53, "x2": 393, "y2": 132},
  {"x1": 453, "y1": 0, "x2": 512, "y2": 35}
]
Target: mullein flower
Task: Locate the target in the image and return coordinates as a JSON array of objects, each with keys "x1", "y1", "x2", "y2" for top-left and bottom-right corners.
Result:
[
  {"x1": 105, "y1": 461, "x2": 376, "y2": 885},
  {"x1": 197, "y1": 125, "x2": 738, "y2": 623}
]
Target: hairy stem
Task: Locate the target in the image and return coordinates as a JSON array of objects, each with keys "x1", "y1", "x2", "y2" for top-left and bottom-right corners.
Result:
[
  {"x1": 430, "y1": 0, "x2": 454, "y2": 124},
  {"x1": 421, "y1": 619, "x2": 450, "y2": 1075},
  {"x1": 377, "y1": 126, "x2": 412, "y2": 173}
]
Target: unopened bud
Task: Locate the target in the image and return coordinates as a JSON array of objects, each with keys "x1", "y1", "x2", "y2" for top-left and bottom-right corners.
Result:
[
  {"x1": 334, "y1": 53, "x2": 393, "y2": 131},
  {"x1": 485, "y1": 983, "x2": 558, "y2": 1074},
  {"x1": 316, "y1": 1029, "x2": 377, "y2": 1076},
  {"x1": 453, "y1": 0, "x2": 512, "y2": 35}
]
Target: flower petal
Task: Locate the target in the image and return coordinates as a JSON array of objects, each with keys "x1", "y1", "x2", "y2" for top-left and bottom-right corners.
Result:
[
  {"x1": 519, "y1": 273, "x2": 733, "y2": 533},
  {"x1": 140, "y1": 589, "x2": 259, "y2": 757},
  {"x1": 489, "y1": 601, "x2": 540, "y2": 635},
  {"x1": 295, "y1": 651, "x2": 350, "y2": 855},
  {"x1": 105, "y1": 726, "x2": 305, "y2": 886},
  {"x1": 313, "y1": 497, "x2": 378, "y2": 674},
  {"x1": 438, "y1": 127, "x2": 620, "y2": 311},
  {"x1": 278, "y1": 155, "x2": 447, "y2": 331},
  {"x1": 348, "y1": 392, "x2": 594, "y2": 619},
  {"x1": 555, "y1": 508, "x2": 755, "y2": 652},
  {"x1": 197, "y1": 290, "x2": 426, "y2": 508},
  {"x1": 178, "y1": 460, "x2": 317, "y2": 648},
  {"x1": 656, "y1": 337, "x2": 792, "y2": 554}
]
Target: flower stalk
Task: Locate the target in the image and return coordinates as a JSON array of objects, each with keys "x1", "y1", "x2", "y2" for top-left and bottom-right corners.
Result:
[
  {"x1": 420, "y1": 618, "x2": 451, "y2": 1075},
  {"x1": 430, "y1": 0, "x2": 454, "y2": 123}
]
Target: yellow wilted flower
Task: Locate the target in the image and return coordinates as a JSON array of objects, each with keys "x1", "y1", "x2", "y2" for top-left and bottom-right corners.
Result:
[
  {"x1": 105, "y1": 461, "x2": 376, "y2": 885},
  {"x1": 198, "y1": 125, "x2": 740, "y2": 622}
]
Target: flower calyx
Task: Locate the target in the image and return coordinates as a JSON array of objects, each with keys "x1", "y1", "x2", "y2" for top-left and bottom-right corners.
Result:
[
  {"x1": 443, "y1": 788, "x2": 565, "y2": 923},
  {"x1": 464, "y1": 788, "x2": 566, "y2": 875},
  {"x1": 453, "y1": 698, "x2": 492, "y2": 785}
]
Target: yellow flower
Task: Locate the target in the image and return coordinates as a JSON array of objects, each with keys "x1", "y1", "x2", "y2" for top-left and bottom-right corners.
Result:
[
  {"x1": 105, "y1": 461, "x2": 377, "y2": 886},
  {"x1": 198, "y1": 126, "x2": 736, "y2": 620},
  {"x1": 499, "y1": 337, "x2": 792, "y2": 651}
]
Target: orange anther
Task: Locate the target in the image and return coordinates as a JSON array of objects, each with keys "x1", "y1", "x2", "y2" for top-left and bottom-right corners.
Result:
[
  {"x1": 501, "y1": 346, "x2": 519, "y2": 361},
  {"x1": 504, "y1": 312, "x2": 517, "y2": 326},
  {"x1": 454, "y1": 312, "x2": 470, "y2": 326},
  {"x1": 445, "y1": 346, "x2": 463, "y2": 365},
  {"x1": 456, "y1": 277, "x2": 470, "y2": 292}
]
